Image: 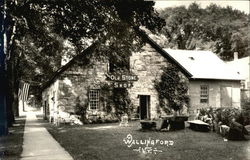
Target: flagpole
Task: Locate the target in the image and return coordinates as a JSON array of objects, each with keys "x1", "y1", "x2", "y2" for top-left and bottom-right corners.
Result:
[{"x1": 23, "y1": 99, "x2": 25, "y2": 112}]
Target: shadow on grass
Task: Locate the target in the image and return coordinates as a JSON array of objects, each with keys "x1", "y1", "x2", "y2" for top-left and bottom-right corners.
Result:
[
  {"x1": 0, "y1": 116, "x2": 26, "y2": 160},
  {"x1": 43, "y1": 121, "x2": 250, "y2": 160}
]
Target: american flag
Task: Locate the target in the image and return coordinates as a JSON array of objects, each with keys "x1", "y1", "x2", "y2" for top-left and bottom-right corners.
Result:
[{"x1": 18, "y1": 82, "x2": 30, "y2": 102}]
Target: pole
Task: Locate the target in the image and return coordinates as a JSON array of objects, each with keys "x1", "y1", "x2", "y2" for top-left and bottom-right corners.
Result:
[
  {"x1": 23, "y1": 100, "x2": 25, "y2": 112},
  {"x1": 248, "y1": 56, "x2": 250, "y2": 100},
  {"x1": 0, "y1": 0, "x2": 8, "y2": 136}
]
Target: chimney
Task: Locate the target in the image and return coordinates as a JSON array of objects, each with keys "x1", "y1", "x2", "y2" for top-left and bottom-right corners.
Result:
[{"x1": 234, "y1": 52, "x2": 238, "y2": 60}]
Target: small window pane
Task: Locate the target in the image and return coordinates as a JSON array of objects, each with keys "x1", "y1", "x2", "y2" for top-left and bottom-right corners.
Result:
[
  {"x1": 89, "y1": 90, "x2": 99, "y2": 110},
  {"x1": 200, "y1": 85, "x2": 209, "y2": 103}
]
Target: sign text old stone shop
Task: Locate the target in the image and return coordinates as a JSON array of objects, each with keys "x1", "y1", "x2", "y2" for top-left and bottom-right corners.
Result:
[{"x1": 107, "y1": 74, "x2": 138, "y2": 88}]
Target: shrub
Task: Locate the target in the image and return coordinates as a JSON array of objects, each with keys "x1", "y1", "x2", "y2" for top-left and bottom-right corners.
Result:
[
  {"x1": 199, "y1": 107, "x2": 214, "y2": 118},
  {"x1": 241, "y1": 100, "x2": 250, "y2": 125},
  {"x1": 214, "y1": 107, "x2": 241, "y2": 126},
  {"x1": 198, "y1": 107, "x2": 249, "y2": 126},
  {"x1": 100, "y1": 83, "x2": 133, "y2": 120},
  {"x1": 112, "y1": 88, "x2": 133, "y2": 119},
  {"x1": 154, "y1": 65, "x2": 190, "y2": 114},
  {"x1": 74, "y1": 97, "x2": 88, "y2": 122}
]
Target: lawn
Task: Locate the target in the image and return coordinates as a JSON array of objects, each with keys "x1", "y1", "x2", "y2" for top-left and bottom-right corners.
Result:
[
  {"x1": 45, "y1": 121, "x2": 250, "y2": 160},
  {"x1": 0, "y1": 116, "x2": 26, "y2": 160}
]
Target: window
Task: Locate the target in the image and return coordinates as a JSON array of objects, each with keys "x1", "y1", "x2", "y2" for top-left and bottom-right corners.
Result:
[
  {"x1": 108, "y1": 57, "x2": 130, "y2": 73},
  {"x1": 89, "y1": 89, "x2": 100, "y2": 110},
  {"x1": 108, "y1": 61, "x2": 116, "y2": 73},
  {"x1": 200, "y1": 85, "x2": 209, "y2": 103}
]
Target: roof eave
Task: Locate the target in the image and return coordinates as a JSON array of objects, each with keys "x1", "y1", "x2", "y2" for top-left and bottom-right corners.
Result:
[
  {"x1": 190, "y1": 77, "x2": 243, "y2": 81},
  {"x1": 41, "y1": 42, "x2": 98, "y2": 91}
]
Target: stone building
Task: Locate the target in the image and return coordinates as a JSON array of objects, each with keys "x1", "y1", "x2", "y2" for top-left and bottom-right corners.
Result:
[{"x1": 42, "y1": 32, "x2": 242, "y2": 123}]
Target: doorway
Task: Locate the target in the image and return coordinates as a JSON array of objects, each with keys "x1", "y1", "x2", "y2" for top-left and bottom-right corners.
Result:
[
  {"x1": 220, "y1": 86, "x2": 232, "y2": 107},
  {"x1": 139, "y1": 95, "x2": 150, "y2": 120},
  {"x1": 44, "y1": 101, "x2": 47, "y2": 118},
  {"x1": 44, "y1": 101, "x2": 49, "y2": 120}
]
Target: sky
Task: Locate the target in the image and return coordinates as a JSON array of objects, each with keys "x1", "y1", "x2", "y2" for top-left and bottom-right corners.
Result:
[{"x1": 153, "y1": 0, "x2": 250, "y2": 14}]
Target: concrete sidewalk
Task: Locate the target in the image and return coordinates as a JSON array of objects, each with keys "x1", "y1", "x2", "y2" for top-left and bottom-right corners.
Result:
[{"x1": 21, "y1": 112, "x2": 73, "y2": 160}]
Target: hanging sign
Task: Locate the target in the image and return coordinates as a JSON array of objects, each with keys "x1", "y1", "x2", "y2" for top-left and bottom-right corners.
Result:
[
  {"x1": 106, "y1": 74, "x2": 138, "y2": 88},
  {"x1": 106, "y1": 74, "x2": 138, "y2": 82},
  {"x1": 114, "y1": 82, "x2": 133, "y2": 88}
]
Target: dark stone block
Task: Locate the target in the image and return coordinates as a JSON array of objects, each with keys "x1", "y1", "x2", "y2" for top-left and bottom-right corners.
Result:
[
  {"x1": 189, "y1": 123, "x2": 210, "y2": 132},
  {"x1": 188, "y1": 120, "x2": 210, "y2": 132},
  {"x1": 170, "y1": 120, "x2": 185, "y2": 130},
  {"x1": 228, "y1": 121, "x2": 246, "y2": 140},
  {"x1": 140, "y1": 121, "x2": 156, "y2": 130},
  {"x1": 161, "y1": 116, "x2": 188, "y2": 130}
]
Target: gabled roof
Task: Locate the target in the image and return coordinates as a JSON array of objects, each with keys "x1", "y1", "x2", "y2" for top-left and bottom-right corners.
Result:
[
  {"x1": 41, "y1": 42, "x2": 98, "y2": 90},
  {"x1": 42, "y1": 29, "x2": 193, "y2": 91},
  {"x1": 43, "y1": 29, "x2": 242, "y2": 91},
  {"x1": 164, "y1": 49, "x2": 243, "y2": 80}
]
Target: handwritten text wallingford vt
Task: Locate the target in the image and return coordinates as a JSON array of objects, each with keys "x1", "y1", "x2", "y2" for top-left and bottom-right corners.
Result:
[{"x1": 123, "y1": 134, "x2": 174, "y2": 154}]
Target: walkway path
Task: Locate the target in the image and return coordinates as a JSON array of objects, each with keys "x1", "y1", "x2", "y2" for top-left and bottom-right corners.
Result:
[{"x1": 21, "y1": 112, "x2": 73, "y2": 160}]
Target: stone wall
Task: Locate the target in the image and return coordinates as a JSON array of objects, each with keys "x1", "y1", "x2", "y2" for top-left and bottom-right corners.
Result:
[
  {"x1": 55, "y1": 43, "x2": 171, "y2": 121},
  {"x1": 43, "y1": 43, "x2": 198, "y2": 122},
  {"x1": 129, "y1": 44, "x2": 173, "y2": 119},
  {"x1": 57, "y1": 60, "x2": 111, "y2": 121},
  {"x1": 42, "y1": 43, "x2": 192, "y2": 122},
  {"x1": 42, "y1": 43, "x2": 242, "y2": 123},
  {"x1": 42, "y1": 80, "x2": 59, "y2": 121}
]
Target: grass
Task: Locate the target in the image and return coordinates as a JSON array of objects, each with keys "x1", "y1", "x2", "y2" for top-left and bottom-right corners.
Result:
[
  {"x1": 0, "y1": 116, "x2": 26, "y2": 160},
  {"x1": 45, "y1": 121, "x2": 250, "y2": 160}
]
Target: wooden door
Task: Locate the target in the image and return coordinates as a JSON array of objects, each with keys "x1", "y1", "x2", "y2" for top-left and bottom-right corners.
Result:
[{"x1": 139, "y1": 95, "x2": 150, "y2": 119}]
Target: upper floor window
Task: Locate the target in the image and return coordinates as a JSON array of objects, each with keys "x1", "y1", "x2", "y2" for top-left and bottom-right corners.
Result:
[
  {"x1": 89, "y1": 89, "x2": 100, "y2": 110},
  {"x1": 108, "y1": 57, "x2": 130, "y2": 73},
  {"x1": 200, "y1": 85, "x2": 209, "y2": 103}
]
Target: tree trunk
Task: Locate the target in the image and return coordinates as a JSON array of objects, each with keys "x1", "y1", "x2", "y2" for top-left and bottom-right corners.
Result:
[
  {"x1": 0, "y1": 0, "x2": 8, "y2": 135},
  {"x1": 13, "y1": 89, "x2": 19, "y2": 116},
  {"x1": 10, "y1": 51, "x2": 19, "y2": 117},
  {"x1": 0, "y1": 74, "x2": 8, "y2": 135},
  {"x1": 6, "y1": 91, "x2": 15, "y2": 127},
  {"x1": 6, "y1": 24, "x2": 17, "y2": 126}
]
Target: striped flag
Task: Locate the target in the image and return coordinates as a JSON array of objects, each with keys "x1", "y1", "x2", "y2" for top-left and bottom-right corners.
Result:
[{"x1": 18, "y1": 82, "x2": 30, "y2": 102}]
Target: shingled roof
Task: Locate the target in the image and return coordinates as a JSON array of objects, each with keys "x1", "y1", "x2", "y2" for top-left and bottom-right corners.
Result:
[{"x1": 164, "y1": 49, "x2": 243, "y2": 80}]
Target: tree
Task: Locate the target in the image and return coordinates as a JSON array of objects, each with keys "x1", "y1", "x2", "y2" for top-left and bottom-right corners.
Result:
[
  {"x1": 159, "y1": 3, "x2": 249, "y2": 60},
  {"x1": 43, "y1": 0, "x2": 165, "y2": 119},
  {"x1": 0, "y1": 0, "x2": 9, "y2": 135},
  {"x1": 42, "y1": 0, "x2": 165, "y2": 60},
  {"x1": 3, "y1": 0, "x2": 165, "y2": 128},
  {"x1": 159, "y1": 3, "x2": 205, "y2": 50},
  {"x1": 4, "y1": 0, "x2": 68, "y2": 127},
  {"x1": 155, "y1": 65, "x2": 189, "y2": 115}
]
